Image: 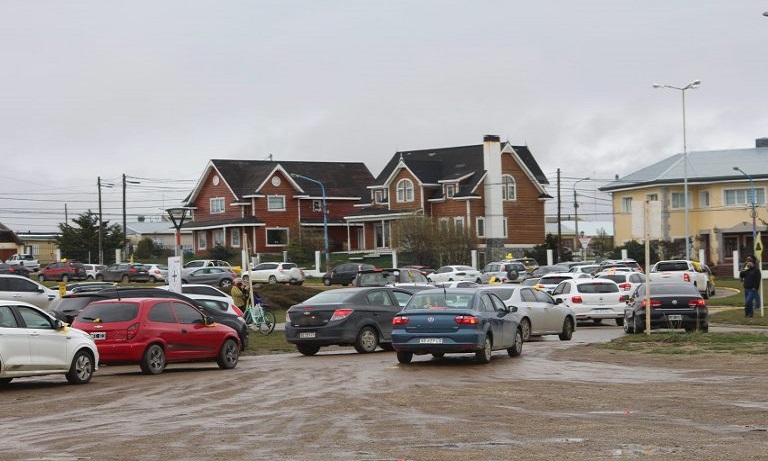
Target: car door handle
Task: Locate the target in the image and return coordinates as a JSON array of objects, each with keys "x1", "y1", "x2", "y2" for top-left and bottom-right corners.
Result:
[{"x1": 30, "y1": 332, "x2": 40, "y2": 336}]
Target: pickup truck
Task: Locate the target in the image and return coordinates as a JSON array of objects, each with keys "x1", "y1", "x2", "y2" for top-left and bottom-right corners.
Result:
[
  {"x1": 4, "y1": 253, "x2": 40, "y2": 271},
  {"x1": 647, "y1": 260, "x2": 711, "y2": 298}
]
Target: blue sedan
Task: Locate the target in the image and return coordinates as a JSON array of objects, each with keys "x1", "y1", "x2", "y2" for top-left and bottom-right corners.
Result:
[{"x1": 391, "y1": 288, "x2": 523, "y2": 364}]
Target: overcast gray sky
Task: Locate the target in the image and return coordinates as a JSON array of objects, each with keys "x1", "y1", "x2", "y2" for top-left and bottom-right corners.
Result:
[{"x1": 2, "y1": 1, "x2": 767, "y2": 232}]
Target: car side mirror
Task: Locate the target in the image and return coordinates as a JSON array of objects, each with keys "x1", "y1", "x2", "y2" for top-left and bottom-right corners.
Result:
[
  {"x1": 203, "y1": 316, "x2": 214, "y2": 326},
  {"x1": 54, "y1": 319, "x2": 66, "y2": 329},
  {"x1": 554, "y1": 298, "x2": 563, "y2": 304},
  {"x1": 509, "y1": 305, "x2": 518, "y2": 313},
  {"x1": 37, "y1": 288, "x2": 44, "y2": 293}
]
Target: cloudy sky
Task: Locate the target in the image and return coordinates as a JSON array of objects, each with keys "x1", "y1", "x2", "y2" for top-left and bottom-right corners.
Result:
[{"x1": 2, "y1": 1, "x2": 767, "y2": 232}]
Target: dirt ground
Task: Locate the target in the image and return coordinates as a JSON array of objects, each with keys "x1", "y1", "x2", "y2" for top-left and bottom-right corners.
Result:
[{"x1": 3, "y1": 328, "x2": 768, "y2": 461}]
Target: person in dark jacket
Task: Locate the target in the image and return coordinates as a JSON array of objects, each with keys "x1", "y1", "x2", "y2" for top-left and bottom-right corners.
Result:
[{"x1": 739, "y1": 255, "x2": 761, "y2": 318}]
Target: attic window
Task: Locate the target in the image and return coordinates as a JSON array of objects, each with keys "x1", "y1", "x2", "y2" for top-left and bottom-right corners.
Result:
[
  {"x1": 374, "y1": 189, "x2": 387, "y2": 204},
  {"x1": 502, "y1": 175, "x2": 516, "y2": 201},
  {"x1": 396, "y1": 179, "x2": 414, "y2": 203},
  {"x1": 445, "y1": 184, "x2": 456, "y2": 198}
]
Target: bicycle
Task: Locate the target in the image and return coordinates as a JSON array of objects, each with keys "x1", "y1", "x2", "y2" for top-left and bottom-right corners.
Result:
[{"x1": 242, "y1": 300, "x2": 276, "y2": 335}]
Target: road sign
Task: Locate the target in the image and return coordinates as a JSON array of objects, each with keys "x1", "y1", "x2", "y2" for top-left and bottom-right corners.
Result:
[{"x1": 578, "y1": 236, "x2": 592, "y2": 248}]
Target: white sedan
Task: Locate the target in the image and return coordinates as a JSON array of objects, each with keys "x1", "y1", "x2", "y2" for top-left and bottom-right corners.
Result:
[
  {"x1": 0, "y1": 274, "x2": 60, "y2": 310},
  {"x1": 487, "y1": 285, "x2": 576, "y2": 341},
  {"x1": 0, "y1": 300, "x2": 98, "y2": 385},
  {"x1": 427, "y1": 265, "x2": 482, "y2": 284},
  {"x1": 593, "y1": 271, "x2": 646, "y2": 293},
  {"x1": 534, "y1": 272, "x2": 592, "y2": 294},
  {"x1": 551, "y1": 278, "x2": 628, "y2": 326}
]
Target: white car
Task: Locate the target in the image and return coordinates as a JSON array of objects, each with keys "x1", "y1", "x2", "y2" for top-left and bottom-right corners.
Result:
[
  {"x1": 0, "y1": 274, "x2": 60, "y2": 310},
  {"x1": 144, "y1": 264, "x2": 169, "y2": 283},
  {"x1": 487, "y1": 285, "x2": 576, "y2": 341},
  {"x1": 427, "y1": 265, "x2": 482, "y2": 284},
  {"x1": 0, "y1": 300, "x2": 98, "y2": 385},
  {"x1": 242, "y1": 262, "x2": 304, "y2": 285},
  {"x1": 158, "y1": 284, "x2": 235, "y2": 306},
  {"x1": 593, "y1": 271, "x2": 646, "y2": 293},
  {"x1": 82, "y1": 264, "x2": 106, "y2": 281},
  {"x1": 551, "y1": 278, "x2": 628, "y2": 326},
  {"x1": 181, "y1": 293, "x2": 241, "y2": 316},
  {"x1": 535, "y1": 272, "x2": 591, "y2": 294}
]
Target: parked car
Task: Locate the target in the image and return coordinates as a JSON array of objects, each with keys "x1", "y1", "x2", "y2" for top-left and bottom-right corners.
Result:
[
  {"x1": 72, "y1": 297, "x2": 240, "y2": 375},
  {"x1": 322, "y1": 263, "x2": 375, "y2": 286},
  {"x1": 427, "y1": 265, "x2": 482, "y2": 284},
  {"x1": 391, "y1": 287, "x2": 523, "y2": 364},
  {"x1": 694, "y1": 261, "x2": 717, "y2": 297},
  {"x1": 96, "y1": 263, "x2": 151, "y2": 283},
  {"x1": 486, "y1": 285, "x2": 576, "y2": 342},
  {"x1": 528, "y1": 264, "x2": 570, "y2": 278},
  {"x1": 38, "y1": 261, "x2": 87, "y2": 282},
  {"x1": 648, "y1": 259, "x2": 711, "y2": 298},
  {"x1": 145, "y1": 264, "x2": 168, "y2": 283},
  {"x1": 284, "y1": 286, "x2": 425, "y2": 355},
  {"x1": 65, "y1": 281, "x2": 116, "y2": 294},
  {"x1": 593, "y1": 271, "x2": 646, "y2": 293},
  {"x1": 511, "y1": 257, "x2": 539, "y2": 272},
  {"x1": 0, "y1": 300, "x2": 98, "y2": 385},
  {"x1": 400, "y1": 265, "x2": 436, "y2": 277},
  {"x1": 623, "y1": 282, "x2": 708, "y2": 334},
  {"x1": 551, "y1": 278, "x2": 628, "y2": 326},
  {"x1": 0, "y1": 262, "x2": 30, "y2": 278},
  {"x1": 534, "y1": 272, "x2": 591, "y2": 294},
  {"x1": 432, "y1": 281, "x2": 481, "y2": 288},
  {"x1": 181, "y1": 267, "x2": 237, "y2": 289},
  {"x1": 157, "y1": 284, "x2": 237, "y2": 314},
  {"x1": 479, "y1": 261, "x2": 527, "y2": 284},
  {"x1": 597, "y1": 259, "x2": 643, "y2": 273},
  {"x1": 82, "y1": 264, "x2": 106, "y2": 281},
  {"x1": 183, "y1": 259, "x2": 241, "y2": 274},
  {"x1": 569, "y1": 264, "x2": 600, "y2": 276},
  {"x1": 0, "y1": 274, "x2": 59, "y2": 310},
  {"x1": 4, "y1": 253, "x2": 40, "y2": 271},
  {"x1": 242, "y1": 262, "x2": 304, "y2": 285},
  {"x1": 353, "y1": 268, "x2": 430, "y2": 287}
]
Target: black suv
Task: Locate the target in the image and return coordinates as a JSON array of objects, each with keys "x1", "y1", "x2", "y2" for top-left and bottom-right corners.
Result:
[{"x1": 322, "y1": 263, "x2": 375, "y2": 286}]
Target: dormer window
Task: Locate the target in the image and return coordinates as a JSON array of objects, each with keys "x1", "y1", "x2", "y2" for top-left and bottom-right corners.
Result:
[
  {"x1": 374, "y1": 189, "x2": 387, "y2": 204},
  {"x1": 445, "y1": 184, "x2": 456, "y2": 198},
  {"x1": 396, "y1": 179, "x2": 414, "y2": 203}
]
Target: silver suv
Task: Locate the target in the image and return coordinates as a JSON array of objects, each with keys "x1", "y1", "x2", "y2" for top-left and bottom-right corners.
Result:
[
  {"x1": 479, "y1": 261, "x2": 527, "y2": 284},
  {"x1": 243, "y1": 262, "x2": 304, "y2": 285}
]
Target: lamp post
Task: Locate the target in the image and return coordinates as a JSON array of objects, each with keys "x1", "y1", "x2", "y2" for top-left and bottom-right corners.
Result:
[
  {"x1": 573, "y1": 177, "x2": 590, "y2": 261},
  {"x1": 291, "y1": 173, "x2": 330, "y2": 272},
  {"x1": 653, "y1": 79, "x2": 701, "y2": 260},
  {"x1": 733, "y1": 166, "x2": 757, "y2": 250}
]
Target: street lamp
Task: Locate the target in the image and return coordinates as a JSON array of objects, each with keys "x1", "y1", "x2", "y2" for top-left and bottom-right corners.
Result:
[
  {"x1": 573, "y1": 177, "x2": 590, "y2": 260},
  {"x1": 733, "y1": 166, "x2": 757, "y2": 250},
  {"x1": 653, "y1": 79, "x2": 701, "y2": 259},
  {"x1": 165, "y1": 207, "x2": 192, "y2": 260},
  {"x1": 291, "y1": 173, "x2": 330, "y2": 272}
]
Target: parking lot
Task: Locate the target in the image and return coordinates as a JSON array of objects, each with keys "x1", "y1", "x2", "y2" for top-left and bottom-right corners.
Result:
[{"x1": 2, "y1": 323, "x2": 767, "y2": 461}]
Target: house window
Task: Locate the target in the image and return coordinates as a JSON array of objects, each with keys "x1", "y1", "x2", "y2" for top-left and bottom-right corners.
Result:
[
  {"x1": 646, "y1": 193, "x2": 658, "y2": 201},
  {"x1": 231, "y1": 229, "x2": 241, "y2": 247},
  {"x1": 724, "y1": 188, "x2": 766, "y2": 206},
  {"x1": 454, "y1": 216, "x2": 464, "y2": 231},
  {"x1": 396, "y1": 179, "x2": 414, "y2": 203},
  {"x1": 502, "y1": 175, "x2": 516, "y2": 201},
  {"x1": 312, "y1": 200, "x2": 323, "y2": 212},
  {"x1": 374, "y1": 189, "x2": 387, "y2": 203},
  {"x1": 266, "y1": 228, "x2": 288, "y2": 246},
  {"x1": 212, "y1": 229, "x2": 224, "y2": 247},
  {"x1": 210, "y1": 197, "x2": 225, "y2": 214},
  {"x1": 267, "y1": 195, "x2": 286, "y2": 211},
  {"x1": 621, "y1": 197, "x2": 632, "y2": 213},
  {"x1": 671, "y1": 192, "x2": 691, "y2": 209},
  {"x1": 374, "y1": 222, "x2": 390, "y2": 248},
  {"x1": 503, "y1": 217, "x2": 508, "y2": 238},
  {"x1": 197, "y1": 232, "x2": 207, "y2": 250},
  {"x1": 699, "y1": 191, "x2": 710, "y2": 208},
  {"x1": 439, "y1": 217, "x2": 450, "y2": 231},
  {"x1": 476, "y1": 217, "x2": 485, "y2": 238},
  {"x1": 446, "y1": 184, "x2": 456, "y2": 198}
]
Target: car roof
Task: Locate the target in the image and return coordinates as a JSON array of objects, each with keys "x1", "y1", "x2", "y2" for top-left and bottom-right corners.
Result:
[{"x1": 0, "y1": 299, "x2": 40, "y2": 308}]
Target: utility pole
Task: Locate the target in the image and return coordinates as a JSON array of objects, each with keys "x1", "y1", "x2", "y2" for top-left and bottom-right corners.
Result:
[
  {"x1": 556, "y1": 168, "x2": 562, "y2": 263},
  {"x1": 123, "y1": 173, "x2": 127, "y2": 260},
  {"x1": 98, "y1": 177, "x2": 103, "y2": 265}
]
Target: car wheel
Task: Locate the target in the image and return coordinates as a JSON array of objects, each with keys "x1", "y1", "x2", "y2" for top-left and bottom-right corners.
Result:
[
  {"x1": 475, "y1": 335, "x2": 492, "y2": 363},
  {"x1": 297, "y1": 344, "x2": 320, "y2": 356},
  {"x1": 61, "y1": 274, "x2": 70, "y2": 282},
  {"x1": 615, "y1": 317, "x2": 624, "y2": 327},
  {"x1": 139, "y1": 344, "x2": 166, "y2": 375},
  {"x1": 219, "y1": 279, "x2": 233, "y2": 289},
  {"x1": 684, "y1": 325, "x2": 695, "y2": 333},
  {"x1": 38, "y1": 274, "x2": 46, "y2": 282},
  {"x1": 703, "y1": 284, "x2": 711, "y2": 299},
  {"x1": 475, "y1": 278, "x2": 482, "y2": 284},
  {"x1": 623, "y1": 315, "x2": 635, "y2": 334},
  {"x1": 379, "y1": 343, "x2": 395, "y2": 352},
  {"x1": 86, "y1": 275, "x2": 94, "y2": 281},
  {"x1": 558, "y1": 317, "x2": 574, "y2": 341},
  {"x1": 268, "y1": 276, "x2": 277, "y2": 285},
  {"x1": 323, "y1": 278, "x2": 331, "y2": 286},
  {"x1": 520, "y1": 318, "x2": 531, "y2": 342},
  {"x1": 507, "y1": 327, "x2": 524, "y2": 357},
  {"x1": 699, "y1": 323, "x2": 709, "y2": 333},
  {"x1": 148, "y1": 276, "x2": 157, "y2": 283},
  {"x1": 397, "y1": 351, "x2": 413, "y2": 364},
  {"x1": 354, "y1": 326, "x2": 379, "y2": 353},
  {"x1": 65, "y1": 349, "x2": 95, "y2": 384},
  {"x1": 122, "y1": 275, "x2": 130, "y2": 283},
  {"x1": 216, "y1": 339, "x2": 240, "y2": 369},
  {"x1": 96, "y1": 274, "x2": 104, "y2": 281}
]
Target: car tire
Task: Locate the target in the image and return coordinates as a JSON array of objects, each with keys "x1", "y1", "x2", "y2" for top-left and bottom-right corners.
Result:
[
  {"x1": 65, "y1": 349, "x2": 95, "y2": 384},
  {"x1": 86, "y1": 275, "x2": 94, "y2": 281},
  {"x1": 624, "y1": 315, "x2": 635, "y2": 334},
  {"x1": 702, "y1": 284, "x2": 710, "y2": 299},
  {"x1": 323, "y1": 278, "x2": 331, "y2": 286},
  {"x1": 61, "y1": 274, "x2": 70, "y2": 282},
  {"x1": 267, "y1": 275, "x2": 277, "y2": 285},
  {"x1": 139, "y1": 344, "x2": 166, "y2": 375},
  {"x1": 558, "y1": 317, "x2": 574, "y2": 341},
  {"x1": 354, "y1": 326, "x2": 379, "y2": 353},
  {"x1": 520, "y1": 318, "x2": 531, "y2": 342},
  {"x1": 216, "y1": 339, "x2": 240, "y2": 369},
  {"x1": 699, "y1": 323, "x2": 709, "y2": 333},
  {"x1": 38, "y1": 274, "x2": 46, "y2": 282},
  {"x1": 219, "y1": 279, "x2": 233, "y2": 289},
  {"x1": 297, "y1": 344, "x2": 320, "y2": 356},
  {"x1": 397, "y1": 351, "x2": 413, "y2": 364},
  {"x1": 148, "y1": 276, "x2": 157, "y2": 283},
  {"x1": 475, "y1": 335, "x2": 492, "y2": 363},
  {"x1": 615, "y1": 317, "x2": 624, "y2": 327},
  {"x1": 507, "y1": 328, "x2": 523, "y2": 357},
  {"x1": 122, "y1": 275, "x2": 130, "y2": 283}
]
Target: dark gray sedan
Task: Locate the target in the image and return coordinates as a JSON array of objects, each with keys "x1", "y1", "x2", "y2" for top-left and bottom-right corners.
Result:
[{"x1": 181, "y1": 267, "x2": 237, "y2": 289}]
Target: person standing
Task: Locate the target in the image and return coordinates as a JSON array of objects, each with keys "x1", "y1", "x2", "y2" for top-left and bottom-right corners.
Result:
[
  {"x1": 230, "y1": 278, "x2": 247, "y2": 316},
  {"x1": 739, "y1": 255, "x2": 761, "y2": 318}
]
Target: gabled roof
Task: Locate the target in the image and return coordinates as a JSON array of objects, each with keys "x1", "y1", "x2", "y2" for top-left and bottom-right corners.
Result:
[
  {"x1": 600, "y1": 146, "x2": 768, "y2": 192},
  {"x1": 185, "y1": 160, "x2": 374, "y2": 204}
]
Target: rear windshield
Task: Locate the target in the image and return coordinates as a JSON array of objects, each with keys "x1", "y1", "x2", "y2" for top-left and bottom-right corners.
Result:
[
  {"x1": 645, "y1": 283, "x2": 699, "y2": 295},
  {"x1": 303, "y1": 291, "x2": 356, "y2": 304},
  {"x1": 77, "y1": 302, "x2": 139, "y2": 322},
  {"x1": 54, "y1": 297, "x2": 99, "y2": 311},
  {"x1": 655, "y1": 262, "x2": 689, "y2": 272},
  {"x1": 577, "y1": 282, "x2": 619, "y2": 294},
  {"x1": 407, "y1": 293, "x2": 474, "y2": 310}
]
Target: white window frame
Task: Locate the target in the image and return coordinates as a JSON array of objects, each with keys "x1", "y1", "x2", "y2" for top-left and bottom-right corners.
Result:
[
  {"x1": 476, "y1": 217, "x2": 485, "y2": 238},
  {"x1": 503, "y1": 217, "x2": 508, "y2": 238},
  {"x1": 454, "y1": 216, "x2": 464, "y2": 231},
  {"x1": 445, "y1": 184, "x2": 456, "y2": 198},
  {"x1": 197, "y1": 232, "x2": 207, "y2": 250},
  {"x1": 212, "y1": 229, "x2": 225, "y2": 247},
  {"x1": 502, "y1": 175, "x2": 516, "y2": 201},
  {"x1": 645, "y1": 193, "x2": 658, "y2": 201},
  {"x1": 724, "y1": 188, "x2": 766, "y2": 206},
  {"x1": 265, "y1": 227, "x2": 289, "y2": 247},
  {"x1": 210, "y1": 197, "x2": 225, "y2": 214},
  {"x1": 396, "y1": 179, "x2": 414, "y2": 203},
  {"x1": 374, "y1": 189, "x2": 387, "y2": 204},
  {"x1": 231, "y1": 228, "x2": 241, "y2": 247},
  {"x1": 312, "y1": 200, "x2": 323, "y2": 212},
  {"x1": 439, "y1": 217, "x2": 450, "y2": 231},
  {"x1": 670, "y1": 191, "x2": 691, "y2": 210},
  {"x1": 621, "y1": 197, "x2": 632, "y2": 213},
  {"x1": 699, "y1": 190, "x2": 710, "y2": 208},
  {"x1": 267, "y1": 195, "x2": 286, "y2": 211}
]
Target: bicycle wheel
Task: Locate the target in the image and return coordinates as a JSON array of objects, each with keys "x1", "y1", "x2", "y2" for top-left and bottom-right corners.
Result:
[{"x1": 257, "y1": 310, "x2": 276, "y2": 335}]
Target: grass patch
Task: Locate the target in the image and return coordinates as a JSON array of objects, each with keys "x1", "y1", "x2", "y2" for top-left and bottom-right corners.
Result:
[
  {"x1": 711, "y1": 307, "x2": 768, "y2": 326},
  {"x1": 600, "y1": 331, "x2": 768, "y2": 355},
  {"x1": 243, "y1": 328, "x2": 295, "y2": 355}
]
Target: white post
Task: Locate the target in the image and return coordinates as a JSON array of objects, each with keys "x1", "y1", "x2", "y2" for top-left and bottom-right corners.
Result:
[
  {"x1": 546, "y1": 249, "x2": 554, "y2": 266},
  {"x1": 115, "y1": 249, "x2": 121, "y2": 264},
  {"x1": 392, "y1": 250, "x2": 398, "y2": 268},
  {"x1": 471, "y1": 250, "x2": 477, "y2": 269},
  {"x1": 314, "y1": 250, "x2": 321, "y2": 274},
  {"x1": 621, "y1": 249, "x2": 628, "y2": 260},
  {"x1": 733, "y1": 250, "x2": 740, "y2": 279},
  {"x1": 698, "y1": 249, "x2": 705, "y2": 264}
]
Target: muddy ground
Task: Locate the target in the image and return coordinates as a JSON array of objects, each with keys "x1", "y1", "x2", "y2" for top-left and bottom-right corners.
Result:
[{"x1": 2, "y1": 326, "x2": 768, "y2": 461}]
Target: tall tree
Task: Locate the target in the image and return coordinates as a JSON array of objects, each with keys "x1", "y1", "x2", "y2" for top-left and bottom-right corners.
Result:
[{"x1": 56, "y1": 210, "x2": 124, "y2": 264}]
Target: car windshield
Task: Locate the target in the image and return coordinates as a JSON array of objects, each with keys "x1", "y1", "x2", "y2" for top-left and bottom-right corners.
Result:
[
  {"x1": 194, "y1": 299, "x2": 229, "y2": 311},
  {"x1": 577, "y1": 283, "x2": 619, "y2": 294},
  {"x1": 303, "y1": 291, "x2": 357, "y2": 304},
  {"x1": 654, "y1": 262, "x2": 689, "y2": 271},
  {"x1": 78, "y1": 302, "x2": 139, "y2": 322},
  {"x1": 645, "y1": 283, "x2": 700, "y2": 295}
]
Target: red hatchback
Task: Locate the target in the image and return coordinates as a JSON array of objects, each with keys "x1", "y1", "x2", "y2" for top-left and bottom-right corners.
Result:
[{"x1": 72, "y1": 297, "x2": 240, "y2": 374}]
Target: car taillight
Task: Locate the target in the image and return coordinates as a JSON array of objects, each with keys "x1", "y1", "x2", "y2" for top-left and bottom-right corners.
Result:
[
  {"x1": 393, "y1": 316, "x2": 409, "y2": 325},
  {"x1": 688, "y1": 299, "x2": 706, "y2": 307},
  {"x1": 571, "y1": 296, "x2": 583, "y2": 303},
  {"x1": 126, "y1": 322, "x2": 139, "y2": 340},
  {"x1": 683, "y1": 273, "x2": 690, "y2": 282},
  {"x1": 129, "y1": 267, "x2": 137, "y2": 273},
  {"x1": 454, "y1": 315, "x2": 479, "y2": 325},
  {"x1": 642, "y1": 299, "x2": 662, "y2": 308},
  {"x1": 619, "y1": 295, "x2": 628, "y2": 302},
  {"x1": 330, "y1": 308, "x2": 353, "y2": 321},
  {"x1": 618, "y1": 283, "x2": 631, "y2": 291}
]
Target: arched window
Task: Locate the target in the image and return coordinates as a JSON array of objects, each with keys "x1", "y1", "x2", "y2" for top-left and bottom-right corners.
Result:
[
  {"x1": 397, "y1": 179, "x2": 414, "y2": 202},
  {"x1": 502, "y1": 175, "x2": 516, "y2": 201}
]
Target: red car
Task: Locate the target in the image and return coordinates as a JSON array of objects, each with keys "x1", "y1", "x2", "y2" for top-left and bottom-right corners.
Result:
[
  {"x1": 72, "y1": 297, "x2": 240, "y2": 374},
  {"x1": 38, "y1": 261, "x2": 87, "y2": 282}
]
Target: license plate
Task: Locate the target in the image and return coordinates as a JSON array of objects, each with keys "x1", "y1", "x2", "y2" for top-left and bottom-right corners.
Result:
[
  {"x1": 419, "y1": 338, "x2": 443, "y2": 344},
  {"x1": 668, "y1": 315, "x2": 683, "y2": 321},
  {"x1": 90, "y1": 332, "x2": 106, "y2": 340},
  {"x1": 299, "y1": 332, "x2": 316, "y2": 339}
]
